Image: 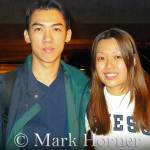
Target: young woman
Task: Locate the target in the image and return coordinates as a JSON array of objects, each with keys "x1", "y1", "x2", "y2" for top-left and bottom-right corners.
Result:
[{"x1": 86, "y1": 28, "x2": 150, "y2": 150}]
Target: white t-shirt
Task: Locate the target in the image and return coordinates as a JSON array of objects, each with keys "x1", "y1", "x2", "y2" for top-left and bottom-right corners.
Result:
[{"x1": 85, "y1": 87, "x2": 150, "y2": 150}]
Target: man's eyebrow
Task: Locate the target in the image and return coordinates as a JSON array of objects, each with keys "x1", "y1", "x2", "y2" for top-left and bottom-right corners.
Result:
[
  {"x1": 31, "y1": 23, "x2": 44, "y2": 27},
  {"x1": 31, "y1": 23, "x2": 64, "y2": 27},
  {"x1": 51, "y1": 23, "x2": 64, "y2": 27}
]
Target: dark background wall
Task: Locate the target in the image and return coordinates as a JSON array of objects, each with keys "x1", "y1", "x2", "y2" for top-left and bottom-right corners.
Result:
[
  {"x1": 0, "y1": 0, "x2": 150, "y2": 73},
  {"x1": 0, "y1": 0, "x2": 150, "y2": 23}
]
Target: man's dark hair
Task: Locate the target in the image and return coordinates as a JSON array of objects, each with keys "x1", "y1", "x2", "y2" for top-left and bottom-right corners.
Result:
[{"x1": 25, "y1": 0, "x2": 71, "y2": 30}]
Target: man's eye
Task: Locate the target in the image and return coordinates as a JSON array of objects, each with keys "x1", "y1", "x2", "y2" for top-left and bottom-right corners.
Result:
[
  {"x1": 54, "y1": 28, "x2": 61, "y2": 32},
  {"x1": 34, "y1": 28, "x2": 42, "y2": 32}
]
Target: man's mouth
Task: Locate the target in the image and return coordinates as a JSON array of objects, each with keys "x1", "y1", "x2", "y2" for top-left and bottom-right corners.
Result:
[{"x1": 42, "y1": 47, "x2": 55, "y2": 53}]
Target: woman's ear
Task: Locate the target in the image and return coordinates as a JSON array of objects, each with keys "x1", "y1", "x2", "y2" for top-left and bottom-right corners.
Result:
[
  {"x1": 65, "y1": 29, "x2": 72, "y2": 43},
  {"x1": 134, "y1": 57, "x2": 136, "y2": 66},
  {"x1": 24, "y1": 30, "x2": 31, "y2": 44}
]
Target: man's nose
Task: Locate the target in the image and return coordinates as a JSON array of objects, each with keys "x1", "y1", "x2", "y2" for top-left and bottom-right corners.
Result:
[{"x1": 43, "y1": 29, "x2": 53, "y2": 43}]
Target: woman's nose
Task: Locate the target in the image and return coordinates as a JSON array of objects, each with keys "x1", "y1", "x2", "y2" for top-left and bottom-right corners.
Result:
[{"x1": 106, "y1": 58, "x2": 115, "y2": 68}]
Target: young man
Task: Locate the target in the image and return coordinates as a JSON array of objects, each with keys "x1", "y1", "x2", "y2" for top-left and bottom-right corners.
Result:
[{"x1": 0, "y1": 0, "x2": 89, "y2": 149}]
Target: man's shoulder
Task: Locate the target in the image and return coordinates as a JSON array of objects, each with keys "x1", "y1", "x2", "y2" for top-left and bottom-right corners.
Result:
[
  {"x1": 61, "y1": 60, "x2": 89, "y2": 82},
  {"x1": 0, "y1": 65, "x2": 24, "y2": 92},
  {"x1": 0, "y1": 71, "x2": 17, "y2": 101},
  {"x1": 0, "y1": 73, "x2": 5, "y2": 89},
  {"x1": 0, "y1": 71, "x2": 13, "y2": 82}
]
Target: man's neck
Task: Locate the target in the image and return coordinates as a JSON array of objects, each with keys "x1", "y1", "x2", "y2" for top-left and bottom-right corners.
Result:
[{"x1": 32, "y1": 59, "x2": 60, "y2": 86}]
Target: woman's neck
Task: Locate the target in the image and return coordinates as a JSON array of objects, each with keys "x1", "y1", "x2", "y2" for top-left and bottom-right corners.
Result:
[{"x1": 106, "y1": 86, "x2": 129, "y2": 96}]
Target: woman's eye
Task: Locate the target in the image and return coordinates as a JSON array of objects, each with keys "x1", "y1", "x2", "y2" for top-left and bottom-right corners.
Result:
[
  {"x1": 97, "y1": 56, "x2": 105, "y2": 61},
  {"x1": 115, "y1": 55, "x2": 122, "y2": 59}
]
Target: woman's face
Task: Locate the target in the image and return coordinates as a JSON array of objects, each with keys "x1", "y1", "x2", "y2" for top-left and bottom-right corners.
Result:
[{"x1": 95, "y1": 38, "x2": 128, "y2": 95}]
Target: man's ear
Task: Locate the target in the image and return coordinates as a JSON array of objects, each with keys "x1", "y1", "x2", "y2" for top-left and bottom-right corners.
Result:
[
  {"x1": 24, "y1": 30, "x2": 31, "y2": 44},
  {"x1": 65, "y1": 29, "x2": 72, "y2": 43}
]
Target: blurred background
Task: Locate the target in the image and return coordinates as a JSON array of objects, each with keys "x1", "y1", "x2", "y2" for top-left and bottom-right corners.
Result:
[{"x1": 0, "y1": 0, "x2": 150, "y2": 75}]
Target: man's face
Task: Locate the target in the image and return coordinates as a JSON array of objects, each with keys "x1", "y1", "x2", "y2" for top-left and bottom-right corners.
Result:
[{"x1": 24, "y1": 9, "x2": 71, "y2": 65}]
